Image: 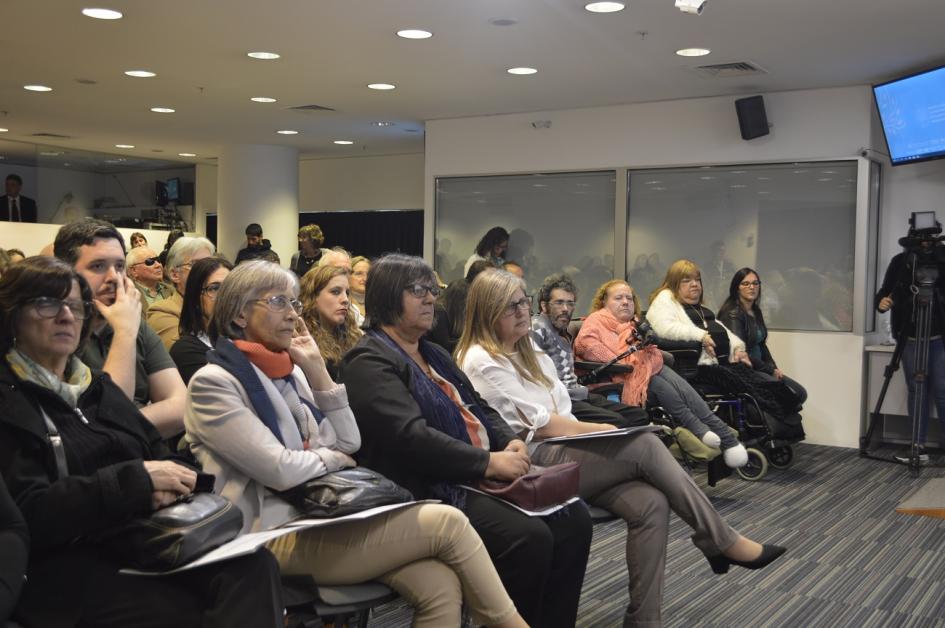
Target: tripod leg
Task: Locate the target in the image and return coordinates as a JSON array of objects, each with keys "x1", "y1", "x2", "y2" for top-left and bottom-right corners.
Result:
[{"x1": 862, "y1": 328, "x2": 907, "y2": 454}]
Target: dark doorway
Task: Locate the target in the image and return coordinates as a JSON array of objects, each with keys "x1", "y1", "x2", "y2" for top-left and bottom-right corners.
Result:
[{"x1": 301, "y1": 209, "x2": 423, "y2": 258}]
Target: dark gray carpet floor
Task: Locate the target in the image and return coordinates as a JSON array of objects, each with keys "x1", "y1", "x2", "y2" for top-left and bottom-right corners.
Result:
[{"x1": 368, "y1": 443, "x2": 945, "y2": 627}]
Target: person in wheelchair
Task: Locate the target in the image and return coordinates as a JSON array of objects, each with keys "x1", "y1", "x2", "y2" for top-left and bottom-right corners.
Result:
[
  {"x1": 530, "y1": 273, "x2": 648, "y2": 428},
  {"x1": 574, "y1": 278, "x2": 748, "y2": 468},
  {"x1": 646, "y1": 260, "x2": 801, "y2": 422},
  {"x1": 457, "y1": 269, "x2": 787, "y2": 628},
  {"x1": 717, "y1": 267, "x2": 807, "y2": 406}
]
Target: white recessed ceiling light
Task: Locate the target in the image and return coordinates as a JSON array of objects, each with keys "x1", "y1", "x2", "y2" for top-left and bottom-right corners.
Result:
[
  {"x1": 82, "y1": 7, "x2": 123, "y2": 20},
  {"x1": 0, "y1": 128, "x2": 7, "y2": 133},
  {"x1": 397, "y1": 29, "x2": 433, "y2": 39},
  {"x1": 23, "y1": 85, "x2": 52, "y2": 92},
  {"x1": 367, "y1": 83, "x2": 396, "y2": 90},
  {"x1": 373, "y1": 122, "x2": 395, "y2": 127},
  {"x1": 115, "y1": 144, "x2": 135, "y2": 149},
  {"x1": 333, "y1": 140, "x2": 354, "y2": 145},
  {"x1": 125, "y1": 70, "x2": 156, "y2": 78},
  {"x1": 277, "y1": 130, "x2": 299, "y2": 135},
  {"x1": 675, "y1": 48, "x2": 711, "y2": 57},
  {"x1": 507, "y1": 67, "x2": 538, "y2": 75},
  {"x1": 150, "y1": 107, "x2": 175, "y2": 113},
  {"x1": 251, "y1": 97, "x2": 277, "y2": 103},
  {"x1": 247, "y1": 51, "x2": 280, "y2": 60},
  {"x1": 584, "y1": 2, "x2": 626, "y2": 13},
  {"x1": 178, "y1": 152, "x2": 197, "y2": 157}
]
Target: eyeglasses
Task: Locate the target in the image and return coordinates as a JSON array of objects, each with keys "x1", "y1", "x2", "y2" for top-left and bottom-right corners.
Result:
[
  {"x1": 739, "y1": 280, "x2": 762, "y2": 287},
  {"x1": 201, "y1": 282, "x2": 222, "y2": 299},
  {"x1": 253, "y1": 295, "x2": 302, "y2": 314},
  {"x1": 132, "y1": 257, "x2": 158, "y2": 267},
  {"x1": 27, "y1": 297, "x2": 93, "y2": 321},
  {"x1": 549, "y1": 299, "x2": 576, "y2": 308},
  {"x1": 504, "y1": 295, "x2": 533, "y2": 316},
  {"x1": 405, "y1": 284, "x2": 441, "y2": 299}
]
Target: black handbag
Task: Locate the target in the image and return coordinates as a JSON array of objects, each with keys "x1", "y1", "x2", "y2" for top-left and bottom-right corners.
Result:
[
  {"x1": 280, "y1": 467, "x2": 413, "y2": 518},
  {"x1": 40, "y1": 407, "x2": 243, "y2": 571}
]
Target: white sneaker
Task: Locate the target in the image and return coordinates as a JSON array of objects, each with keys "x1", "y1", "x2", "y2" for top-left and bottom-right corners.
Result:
[
  {"x1": 895, "y1": 451, "x2": 929, "y2": 465},
  {"x1": 723, "y1": 444, "x2": 749, "y2": 468},
  {"x1": 701, "y1": 431, "x2": 721, "y2": 448}
]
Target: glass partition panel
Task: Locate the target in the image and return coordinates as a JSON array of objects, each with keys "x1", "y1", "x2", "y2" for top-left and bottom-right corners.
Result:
[
  {"x1": 435, "y1": 171, "x2": 616, "y2": 314},
  {"x1": 628, "y1": 161, "x2": 857, "y2": 331}
]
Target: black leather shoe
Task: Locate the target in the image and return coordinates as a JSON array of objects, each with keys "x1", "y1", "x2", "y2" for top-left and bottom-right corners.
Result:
[{"x1": 707, "y1": 544, "x2": 787, "y2": 574}]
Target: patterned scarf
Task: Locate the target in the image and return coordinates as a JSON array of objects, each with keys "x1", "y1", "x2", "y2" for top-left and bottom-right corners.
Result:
[
  {"x1": 5, "y1": 348, "x2": 92, "y2": 408},
  {"x1": 367, "y1": 328, "x2": 499, "y2": 508}
]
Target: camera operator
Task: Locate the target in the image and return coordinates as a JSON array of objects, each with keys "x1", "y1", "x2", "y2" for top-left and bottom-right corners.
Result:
[{"x1": 875, "y1": 213, "x2": 945, "y2": 463}]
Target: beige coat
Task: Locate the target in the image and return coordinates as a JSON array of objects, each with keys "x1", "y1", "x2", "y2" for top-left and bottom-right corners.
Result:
[{"x1": 147, "y1": 291, "x2": 183, "y2": 350}]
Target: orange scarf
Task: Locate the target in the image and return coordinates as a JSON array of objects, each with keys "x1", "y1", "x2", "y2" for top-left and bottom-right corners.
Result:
[{"x1": 233, "y1": 340, "x2": 293, "y2": 378}]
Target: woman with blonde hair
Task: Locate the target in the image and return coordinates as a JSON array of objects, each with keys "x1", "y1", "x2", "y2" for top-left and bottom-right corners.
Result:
[
  {"x1": 350, "y1": 256, "x2": 370, "y2": 318},
  {"x1": 299, "y1": 264, "x2": 362, "y2": 380},
  {"x1": 456, "y1": 269, "x2": 786, "y2": 628},
  {"x1": 574, "y1": 279, "x2": 747, "y2": 467}
]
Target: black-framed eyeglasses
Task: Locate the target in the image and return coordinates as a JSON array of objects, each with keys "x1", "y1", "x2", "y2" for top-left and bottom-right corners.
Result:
[
  {"x1": 201, "y1": 282, "x2": 223, "y2": 299},
  {"x1": 253, "y1": 295, "x2": 302, "y2": 314},
  {"x1": 405, "y1": 284, "x2": 441, "y2": 299},
  {"x1": 132, "y1": 257, "x2": 158, "y2": 267},
  {"x1": 27, "y1": 297, "x2": 93, "y2": 321},
  {"x1": 739, "y1": 280, "x2": 762, "y2": 287},
  {"x1": 504, "y1": 295, "x2": 533, "y2": 316}
]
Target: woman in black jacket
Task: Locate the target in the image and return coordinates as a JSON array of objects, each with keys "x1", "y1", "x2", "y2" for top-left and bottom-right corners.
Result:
[
  {"x1": 169, "y1": 256, "x2": 233, "y2": 384},
  {"x1": 717, "y1": 267, "x2": 807, "y2": 405},
  {"x1": 341, "y1": 253, "x2": 592, "y2": 628},
  {"x1": 0, "y1": 256, "x2": 283, "y2": 628},
  {"x1": 0, "y1": 474, "x2": 27, "y2": 623}
]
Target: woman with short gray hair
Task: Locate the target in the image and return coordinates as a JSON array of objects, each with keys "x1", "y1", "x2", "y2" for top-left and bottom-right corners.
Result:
[
  {"x1": 185, "y1": 261, "x2": 527, "y2": 628},
  {"x1": 149, "y1": 236, "x2": 217, "y2": 349}
]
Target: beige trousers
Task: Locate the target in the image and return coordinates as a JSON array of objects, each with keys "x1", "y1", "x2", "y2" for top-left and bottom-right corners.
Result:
[{"x1": 267, "y1": 503, "x2": 517, "y2": 627}]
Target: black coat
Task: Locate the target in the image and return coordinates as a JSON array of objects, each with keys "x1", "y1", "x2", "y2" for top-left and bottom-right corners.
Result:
[
  {"x1": 0, "y1": 474, "x2": 27, "y2": 622},
  {"x1": 0, "y1": 195, "x2": 37, "y2": 223},
  {"x1": 875, "y1": 250, "x2": 945, "y2": 339},
  {"x1": 339, "y1": 335, "x2": 518, "y2": 500},
  {"x1": 717, "y1": 303, "x2": 776, "y2": 374}
]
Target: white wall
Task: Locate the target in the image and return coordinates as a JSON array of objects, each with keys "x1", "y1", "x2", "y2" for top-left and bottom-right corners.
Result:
[
  {"x1": 0, "y1": 224, "x2": 176, "y2": 259},
  {"x1": 299, "y1": 153, "x2": 424, "y2": 212},
  {"x1": 425, "y1": 85, "x2": 875, "y2": 448}
]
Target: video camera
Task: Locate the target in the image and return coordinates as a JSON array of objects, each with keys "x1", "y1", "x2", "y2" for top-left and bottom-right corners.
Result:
[{"x1": 898, "y1": 211, "x2": 945, "y2": 260}]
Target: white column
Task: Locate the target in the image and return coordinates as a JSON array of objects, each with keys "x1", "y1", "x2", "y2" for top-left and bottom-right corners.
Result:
[{"x1": 217, "y1": 144, "x2": 298, "y2": 265}]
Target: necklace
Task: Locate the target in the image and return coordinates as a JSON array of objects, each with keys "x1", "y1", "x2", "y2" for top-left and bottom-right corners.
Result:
[{"x1": 686, "y1": 303, "x2": 708, "y2": 329}]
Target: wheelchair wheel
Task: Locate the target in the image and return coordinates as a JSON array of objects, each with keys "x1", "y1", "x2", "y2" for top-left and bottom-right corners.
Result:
[
  {"x1": 766, "y1": 445, "x2": 794, "y2": 469},
  {"x1": 736, "y1": 448, "x2": 768, "y2": 481}
]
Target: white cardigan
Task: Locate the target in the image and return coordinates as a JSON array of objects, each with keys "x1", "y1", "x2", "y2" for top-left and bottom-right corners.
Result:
[
  {"x1": 646, "y1": 289, "x2": 745, "y2": 366},
  {"x1": 184, "y1": 363, "x2": 360, "y2": 533},
  {"x1": 458, "y1": 342, "x2": 575, "y2": 450}
]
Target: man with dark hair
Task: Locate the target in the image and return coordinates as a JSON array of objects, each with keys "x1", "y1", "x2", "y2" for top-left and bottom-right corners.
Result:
[
  {"x1": 1, "y1": 174, "x2": 38, "y2": 223},
  {"x1": 531, "y1": 273, "x2": 648, "y2": 428},
  {"x1": 54, "y1": 218, "x2": 186, "y2": 437},
  {"x1": 235, "y1": 222, "x2": 272, "y2": 265}
]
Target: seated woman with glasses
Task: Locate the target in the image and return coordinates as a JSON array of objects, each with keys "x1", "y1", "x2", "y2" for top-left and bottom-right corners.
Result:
[
  {"x1": 717, "y1": 268, "x2": 807, "y2": 405},
  {"x1": 574, "y1": 279, "x2": 748, "y2": 467},
  {"x1": 184, "y1": 260, "x2": 528, "y2": 628},
  {"x1": 456, "y1": 269, "x2": 786, "y2": 628},
  {"x1": 169, "y1": 257, "x2": 234, "y2": 385},
  {"x1": 0, "y1": 256, "x2": 285, "y2": 628},
  {"x1": 299, "y1": 264, "x2": 362, "y2": 381},
  {"x1": 341, "y1": 254, "x2": 592, "y2": 628}
]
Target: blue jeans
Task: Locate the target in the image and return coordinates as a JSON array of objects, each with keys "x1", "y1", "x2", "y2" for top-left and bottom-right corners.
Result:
[{"x1": 901, "y1": 337, "x2": 945, "y2": 447}]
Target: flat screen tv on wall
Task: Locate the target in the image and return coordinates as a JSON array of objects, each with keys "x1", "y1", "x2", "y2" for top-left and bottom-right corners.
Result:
[{"x1": 874, "y1": 64, "x2": 945, "y2": 166}]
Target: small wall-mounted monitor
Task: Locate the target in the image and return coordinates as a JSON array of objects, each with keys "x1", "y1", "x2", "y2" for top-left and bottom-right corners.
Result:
[
  {"x1": 874, "y1": 64, "x2": 945, "y2": 166},
  {"x1": 165, "y1": 177, "x2": 181, "y2": 202}
]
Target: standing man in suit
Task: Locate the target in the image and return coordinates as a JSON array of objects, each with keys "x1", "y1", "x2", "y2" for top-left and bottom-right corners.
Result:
[{"x1": 1, "y1": 175, "x2": 38, "y2": 222}]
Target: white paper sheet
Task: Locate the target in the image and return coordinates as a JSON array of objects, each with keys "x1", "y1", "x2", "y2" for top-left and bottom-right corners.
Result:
[
  {"x1": 536, "y1": 424, "x2": 664, "y2": 444},
  {"x1": 460, "y1": 485, "x2": 580, "y2": 517}
]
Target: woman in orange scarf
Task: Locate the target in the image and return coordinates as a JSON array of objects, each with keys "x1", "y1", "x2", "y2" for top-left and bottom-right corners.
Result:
[{"x1": 574, "y1": 280, "x2": 748, "y2": 468}]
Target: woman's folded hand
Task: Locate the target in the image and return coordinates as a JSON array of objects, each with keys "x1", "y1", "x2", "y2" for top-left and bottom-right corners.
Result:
[{"x1": 143, "y1": 460, "x2": 197, "y2": 495}]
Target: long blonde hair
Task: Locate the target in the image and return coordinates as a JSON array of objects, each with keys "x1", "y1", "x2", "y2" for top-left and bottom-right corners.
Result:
[
  {"x1": 649, "y1": 259, "x2": 703, "y2": 306},
  {"x1": 455, "y1": 270, "x2": 552, "y2": 387},
  {"x1": 589, "y1": 279, "x2": 640, "y2": 317},
  {"x1": 299, "y1": 265, "x2": 362, "y2": 363}
]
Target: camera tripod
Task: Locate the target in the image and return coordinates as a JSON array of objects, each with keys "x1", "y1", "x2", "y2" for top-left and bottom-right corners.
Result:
[{"x1": 861, "y1": 259, "x2": 943, "y2": 477}]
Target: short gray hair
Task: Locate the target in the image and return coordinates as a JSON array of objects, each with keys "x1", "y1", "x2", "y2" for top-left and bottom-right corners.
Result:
[
  {"x1": 166, "y1": 236, "x2": 215, "y2": 271},
  {"x1": 210, "y1": 260, "x2": 299, "y2": 341},
  {"x1": 126, "y1": 246, "x2": 156, "y2": 267},
  {"x1": 317, "y1": 246, "x2": 352, "y2": 268}
]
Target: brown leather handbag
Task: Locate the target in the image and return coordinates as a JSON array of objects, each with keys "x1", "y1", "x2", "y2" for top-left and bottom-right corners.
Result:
[{"x1": 477, "y1": 462, "x2": 581, "y2": 511}]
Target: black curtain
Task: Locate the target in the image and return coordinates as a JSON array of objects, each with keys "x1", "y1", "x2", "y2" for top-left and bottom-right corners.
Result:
[{"x1": 301, "y1": 210, "x2": 423, "y2": 259}]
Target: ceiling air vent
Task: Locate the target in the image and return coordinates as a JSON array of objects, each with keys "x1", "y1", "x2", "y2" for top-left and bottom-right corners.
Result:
[
  {"x1": 288, "y1": 104, "x2": 336, "y2": 112},
  {"x1": 32, "y1": 132, "x2": 73, "y2": 139},
  {"x1": 692, "y1": 61, "x2": 768, "y2": 78}
]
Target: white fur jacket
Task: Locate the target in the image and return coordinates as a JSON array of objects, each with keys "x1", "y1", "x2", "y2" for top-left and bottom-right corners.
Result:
[{"x1": 646, "y1": 289, "x2": 746, "y2": 366}]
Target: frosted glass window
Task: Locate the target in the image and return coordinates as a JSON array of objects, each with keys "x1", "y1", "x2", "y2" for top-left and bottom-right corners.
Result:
[
  {"x1": 627, "y1": 161, "x2": 857, "y2": 332},
  {"x1": 435, "y1": 171, "x2": 616, "y2": 314}
]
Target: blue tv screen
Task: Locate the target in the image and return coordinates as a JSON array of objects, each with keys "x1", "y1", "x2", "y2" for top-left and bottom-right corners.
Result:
[{"x1": 874, "y1": 65, "x2": 945, "y2": 166}]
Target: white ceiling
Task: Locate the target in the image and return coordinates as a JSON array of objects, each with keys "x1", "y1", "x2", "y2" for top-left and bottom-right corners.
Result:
[{"x1": 2, "y1": 0, "x2": 943, "y2": 166}]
